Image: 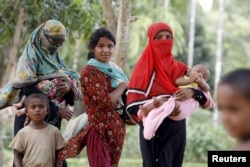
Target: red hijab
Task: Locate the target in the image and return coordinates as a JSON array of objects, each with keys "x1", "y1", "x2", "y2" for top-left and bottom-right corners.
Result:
[{"x1": 127, "y1": 22, "x2": 187, "y2": 107}]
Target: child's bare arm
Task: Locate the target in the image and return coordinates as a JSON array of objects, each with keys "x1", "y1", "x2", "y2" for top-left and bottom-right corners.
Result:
[
  {"x1": 199, "y1": 82, "x2": 210, "y2": 92},
  {"x1": 175, "y1": 76, "x2": 193, "y2": 86},
  {"x1": 195, "y1": 78, "x2": 210, "y2": 92},
  {"x1": 56, "y1": 151, "x2": 62, "y2": 167},
  {"x1": 13, "y1": 150, "x2": 23, "y2": 167}
]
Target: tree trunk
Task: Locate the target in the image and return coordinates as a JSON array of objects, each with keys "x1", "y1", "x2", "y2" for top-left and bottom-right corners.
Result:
[
  {"x1": 72, "y1": 39, "x2": 81, "y2": 71},
  {"x1": 100, "y1": 0, "x2": 117, "y2": 35},
  {"x1": 164, "y1": 0, "x2": 170, "y2": 8},
  {"x1": 114, "y1": 0, "x2": 131, "y2": 70},
  {"x1": 0, "y1": 8, "x2": 24, "y2": 166},
  {"x1": 71, "y1": 39, "x2": 86, "y2": 116},
  {"x1": 187, "y1": 0, "x2": 196, "y2": 67},
  {"x1": 213, "y1": 0, "x2": 224, "y2": 126},
  {"x1": 0, "y1": 122, "x2": 3, "y2": 167},
  {"x1": 1, "y1": 8, "x2": 25, "y2": 87}
]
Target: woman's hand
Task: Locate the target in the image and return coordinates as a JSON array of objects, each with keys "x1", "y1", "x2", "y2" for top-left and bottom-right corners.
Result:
[
  {"x1": 57, "y1": 107, "x2": 73, "y2": 121},
  {"x1": 12, "y1": 96, "x2": 26, "y2": 116},
  {"x1": 56, "y1": 81, "x2": 71, "y2": 97},
  {"x1": 175, "y1": 88, "x2": 194, "y2": 101},
  {"x1": 15, "y1": 108, "x2": 26, "y2": 117}
]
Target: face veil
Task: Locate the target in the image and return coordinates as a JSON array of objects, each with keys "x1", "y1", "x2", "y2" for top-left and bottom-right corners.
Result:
[
  {"x1": 40, "y1": 20, "x2": 66, "y2": 54},
  {"x1": 127, "y1": 22, "x2": 187, "y2": 108}
]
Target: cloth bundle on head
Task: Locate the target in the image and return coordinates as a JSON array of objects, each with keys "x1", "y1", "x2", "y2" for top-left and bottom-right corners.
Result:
[
  {"x1": 127, "y1": 22, "x2": 187, "y2": 111},
  {"x1": 40, "y1": 20, "x2": 66, "y2": 54},
  {"x1": 43, "y1": 20, "x2": 66, "y2": 40}
]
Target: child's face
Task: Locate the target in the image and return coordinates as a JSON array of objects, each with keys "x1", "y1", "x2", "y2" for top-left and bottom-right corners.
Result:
[
  {"x1": 25, "y1": 98, "x2": 48, "y2": 122},
  {"x1": 93, "y1": 37, "x2": 115, "y2": 63},
  {"x1": 217, "y1": 84, "x2": 250, "y2": 140},
  {"x1": 189, "y1": 65, "x2": 210, "y2": 81}
]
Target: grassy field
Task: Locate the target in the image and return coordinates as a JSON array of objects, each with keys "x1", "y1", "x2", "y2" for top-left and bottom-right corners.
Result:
[
  {"x1": 3, "y1": 148, "x2": 206, "y2": 167},
  {"x1": 67, "y1": 158, "x2": 206, "y2": 167},
  {"x1": 3, "y1": 125, "x2": 209, "y2": 167}
]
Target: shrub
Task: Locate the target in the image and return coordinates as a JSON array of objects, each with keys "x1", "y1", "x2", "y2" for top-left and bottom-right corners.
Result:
[{"x1": 184, "y1": 109, "x2": 234, "y2": 163}]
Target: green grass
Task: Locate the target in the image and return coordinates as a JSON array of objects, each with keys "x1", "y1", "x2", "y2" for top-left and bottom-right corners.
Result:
[
  {"x1": 67, "y1": 158, "x2": 206, "y2": 167},
  {"x1": 67, "y1": 158, "x2": 142, "y2": 167},
  {"x1": 183, "y1": 162, "x2": 206, "y2": 167},
  {"x1": 3, "y1": 148, "x2": 206, "y2": 167}
]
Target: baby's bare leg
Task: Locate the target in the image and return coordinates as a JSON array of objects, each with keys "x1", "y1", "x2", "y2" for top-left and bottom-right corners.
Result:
[
  {"x1": 169, "y1": 102, "x2": 181, "y2": 116},
  {"x1": 140, "y1": 97, "x2": 170, "y2": 117},
  {"x1": 154, "y1": 97, "x2": 170, "y2": 107},
  {"x1": 140, "y1": 105, "x2": 150, "y2": 117}
]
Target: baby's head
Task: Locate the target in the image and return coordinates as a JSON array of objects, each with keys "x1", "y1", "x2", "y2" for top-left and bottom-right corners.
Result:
[
  {"x1": 188, "y1": 64, "x2": 210, "y2": 81},
  {"x1": 217, "y1": 69, "x2": 250, "y2": 141}
]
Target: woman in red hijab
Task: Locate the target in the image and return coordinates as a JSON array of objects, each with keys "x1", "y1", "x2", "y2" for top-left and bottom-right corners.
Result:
[{"x1": 127, "y1": 22, "x2": 208, "y2": 167}]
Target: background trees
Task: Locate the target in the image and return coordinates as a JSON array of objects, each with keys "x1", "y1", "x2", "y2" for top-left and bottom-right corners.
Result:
[
  {"x1": 1, "y1": 0, "x2": 250, "y2": 166},
  {"x1": 1, "y1": 0, "x2": 249, "y2": 84}
]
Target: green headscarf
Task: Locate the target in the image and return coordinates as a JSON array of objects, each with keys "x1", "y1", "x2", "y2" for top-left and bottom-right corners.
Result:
[{"x1": 0, "y1": 20, "x2": 79, "y2": 109}]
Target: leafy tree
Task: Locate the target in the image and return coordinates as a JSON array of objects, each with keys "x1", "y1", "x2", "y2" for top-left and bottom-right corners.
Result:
[
  {"x1": 0, "y1": 0, "x2": 103, "y2": 84},
  {"x1": 0, "y1": 0, "x2": 103, "y2": 161},
  {"x1": 128, "y1": 0, "x2": 186, "y2": 75},
  {"x1": 176, "y1": 10, "x2": 215, "y2": 91}
]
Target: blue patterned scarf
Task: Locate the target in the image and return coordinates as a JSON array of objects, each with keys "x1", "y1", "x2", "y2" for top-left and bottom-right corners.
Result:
[{"x1": 87, "y1": 59, "x2": 128, "y2": 88}]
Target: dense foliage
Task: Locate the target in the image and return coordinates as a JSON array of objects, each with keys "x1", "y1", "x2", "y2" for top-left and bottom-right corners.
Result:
[{"x1": 1, "y1": 0, "x2": 249, "y2": 165}]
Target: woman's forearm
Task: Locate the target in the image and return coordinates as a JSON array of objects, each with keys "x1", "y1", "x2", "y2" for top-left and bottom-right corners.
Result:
[{"x1": 109, "y1": 82, "x2": 128, "y2": 104}]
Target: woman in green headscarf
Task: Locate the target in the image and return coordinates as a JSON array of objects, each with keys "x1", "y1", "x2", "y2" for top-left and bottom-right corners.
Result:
[{"x1": 0, "y1": 20, "x2": 79, "y2": 134}]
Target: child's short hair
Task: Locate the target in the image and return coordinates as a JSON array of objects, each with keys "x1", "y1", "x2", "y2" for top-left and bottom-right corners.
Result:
[
  {"x1": 219, "y1": 69, "x2": 250, "y2": 100},
  {"x1": 24, "y1": 93, "x2": 49, "y2": 108}
]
